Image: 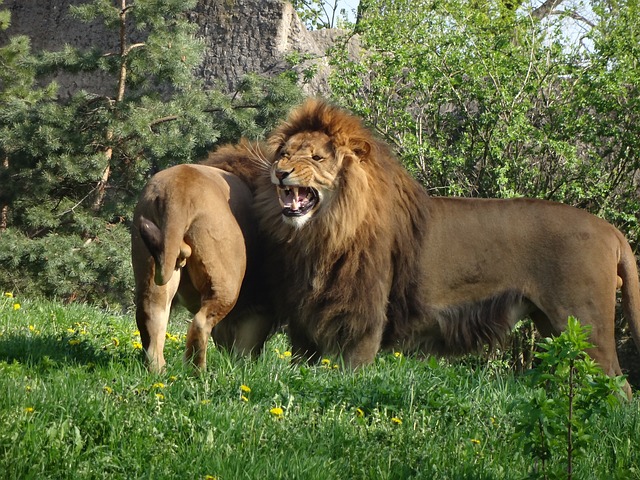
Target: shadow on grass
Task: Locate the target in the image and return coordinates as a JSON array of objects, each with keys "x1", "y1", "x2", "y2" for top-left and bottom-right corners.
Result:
[{"x1": 0, "y1": 333, "x2": 113, "y2": 370}]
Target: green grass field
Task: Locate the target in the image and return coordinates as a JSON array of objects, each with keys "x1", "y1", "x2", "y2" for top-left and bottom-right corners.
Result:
[{"x1": 1, "y1": 294, "x2": 639, "y2": 479}]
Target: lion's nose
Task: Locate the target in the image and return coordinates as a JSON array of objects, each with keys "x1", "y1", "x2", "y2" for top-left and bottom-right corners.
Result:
[{"x1": 275, "y1": 169, "x2": 293, "y2": 182}]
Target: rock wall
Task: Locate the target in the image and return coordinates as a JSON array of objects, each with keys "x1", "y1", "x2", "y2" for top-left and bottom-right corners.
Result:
[{"x1": 0, "y1": 0, "x2": 355, "y2": 95}]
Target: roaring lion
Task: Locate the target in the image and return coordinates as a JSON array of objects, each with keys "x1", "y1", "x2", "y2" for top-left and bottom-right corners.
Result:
[
  {"x1": 205, "y1": 99, "x2": 640, "y2": 397},
  {"x1": 131, "y1": 164, "x2": 272, "y2": 373}
]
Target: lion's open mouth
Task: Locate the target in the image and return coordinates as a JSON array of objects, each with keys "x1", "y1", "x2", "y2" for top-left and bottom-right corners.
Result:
[{"x1": 277, "y1": 186, "x2": 319, "y2": 217}]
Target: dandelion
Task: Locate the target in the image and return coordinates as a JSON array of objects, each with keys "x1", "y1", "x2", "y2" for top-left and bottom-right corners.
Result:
[
  {"x1": 391, "y1": 417, "x2": 403, "y2": 425},
  {"x1": 282, "y1": 351, "x2": 292, "y2": 357},
  {"x1": 321, "y1": 358, "x2": 331, "y2": 366},
  {"x1": 240, "y1": 384, "x2": 251, "y2": 393},
  {"x1": 394, "y1": 351, "x2": 403, "y2": 358},
  {"x1": 13, "y1": 303, "x2": 20, "y2": 310},
  {"x1": 240, "y1": 395, "x2": 249, "y2": 402},
  {"x1": 24, "y1": 407, "x2": 34, "y2": 413},
  {"x1": 67, "y1": 328, "x2": 76, "y2": 334},
  {"x1": 152, "y1": 382, "x2": 165, "y2": 389},
  {"x1": 25, "y1": 385, "x2": 32, "y2": 392},
  {"x1": 111, "y1": 337, "x2": 120, "y2": 347},
  {"x1": 169, "y1": 375, "x2": 177, "y2": 382},
  {"x1": 166, "y1": 332, "x2": 179, "y2": 342},
  {"x1": 4, "y1": 292, "x2": 13, "y2": 298},
  {"x1": 28, "y1": 325, "x2": 35, "y2": 332},
  {"x1": 69, "y1": 339, "x2": 81, "y2": 346},
  {"x1": 471, "y1": 438, "x2": 481, "y2": 445},
  {"x1": 103, "y1": 386, "x2": 113, "y2": 394},
  {"x1": 133, "y1": 330, "x2": 140, "y2": 336},
  {"x1": 204, "y1": 475, "x2": 218, "y2": 480},
  {"x1": 132, "y1": 341, "x2": 143, "y2": 350},
  {"x1": 355, "y1": 408, "x2": 365, "y2": 418},
  {"x1": 155, "y1": 393, "x2": 165, "y2": 401},
  {"x1": 269, "y1": 407, "x2": 284, "y2": 417}
]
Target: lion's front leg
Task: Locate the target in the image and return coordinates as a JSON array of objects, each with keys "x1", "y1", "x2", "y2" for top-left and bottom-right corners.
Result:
[
  {"x1": 289, "y1": 322, "x2": 321, "y2": 364},
  {"x1": 339, "y1": 324, "x2": 384, "y2": 369}
]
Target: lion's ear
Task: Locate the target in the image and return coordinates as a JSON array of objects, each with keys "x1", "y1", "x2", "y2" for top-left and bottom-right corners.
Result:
[
  {"x1": 349, "y1": 138, "x2": 371, "y2": 161},
  {"x1": 334, "y1": 133, "x2": 371, "y2": 162}
]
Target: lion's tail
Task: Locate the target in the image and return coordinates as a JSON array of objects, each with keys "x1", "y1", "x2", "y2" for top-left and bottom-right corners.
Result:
[
  {"x1": 618, "y1": 235, "x2": 640, "y2": 352},
  {"x1": 139, "y1": 215, "x2": 191, "y2": 286}
]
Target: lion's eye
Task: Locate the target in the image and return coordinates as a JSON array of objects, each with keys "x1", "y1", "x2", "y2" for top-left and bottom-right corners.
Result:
[{"x1": 312, "y1": 155, "x2": 323, "y2": 161}]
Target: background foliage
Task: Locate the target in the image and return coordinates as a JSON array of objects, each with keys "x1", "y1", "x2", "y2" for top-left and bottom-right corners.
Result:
[{"x1": 0, "y1": 0, "x2": 302, "y2": 307}]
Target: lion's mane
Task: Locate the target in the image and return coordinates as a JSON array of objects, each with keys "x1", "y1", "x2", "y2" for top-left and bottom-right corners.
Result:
[{"x1": 252, "y1": 99, "x2": 439, "y2": 357}]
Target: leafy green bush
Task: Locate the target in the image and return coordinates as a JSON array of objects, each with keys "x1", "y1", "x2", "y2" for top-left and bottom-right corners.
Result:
[{"x1": 513, "y1": 317, "x2": 627, "y2": 479}]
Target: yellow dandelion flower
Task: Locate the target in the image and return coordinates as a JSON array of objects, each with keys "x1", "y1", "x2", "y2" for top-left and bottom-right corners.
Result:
[
  {"x1": 68, "y1": 339, "x2": 81, "y2": 346},
  {"x1": 169, "y1": 376, "x2": 177, "y2": 382},
  {"x1": 241, "y1": 395, "x2": 249, "y2": 402},
  {"x1": 25, "y1": 385, "x2": 32, "y2": 392},
  {"x1": 13, "y1": 303, "x2": 20, "y2": 310},
  {"x1": 269, "y1": 407, "x2": 284, "y2": 417},
  {"x1": 132, "y1": 341, "x2": 143, "y2": 350},
  {"x1": 28, "y1": 325, "x2": 35, "y2": 332},
  {"x1": 204, "y1": 475, "x2": 218, "y2": 480},
  {"x1": 282, "y1": 351, "x2": 292, "y2": 357},
  {"x1": 152, "y1": 382, "x2": 165, "y2": 389},
  {"x1": 321, "y1": 358, "x2": 331, "y2": 366},
  {"x1": 391, "y1": 417, "x2": 403, "y2": 425},
  {"x1": 67, "y1": 328, "x2": 76, "y2": 334},
  {"x1": 4, "y1": 292, "x2": 13, "y2": 298},
  {"x1": 166, "y1": 332, "x2": 179, "y2": 342},
  {"x1": 24, "y1": 407, "x2": 34, "y2": 413},
  {"x1": 471, "y1": 438, "x2": 481, "y2": 445},
  {"x1": 133, "y1": 330, "x2": 140, "y2": 336},
  {"x1": 103, "y1": 386, "x2": 113, "y2": 394},
  {"x1": 394, "y1": 351, "x2": 403, "y2": 358},
  {"x1": 240, "y1": 384, "x2": 251, "y2": 393},
  {"x1": 155, "y1": 393, "x2": 164, "y2": 401},
  {"x1": 111, "y1": 337, "x2": 120, "y2": 347},
  {"x1": 355, "y1": 408, "x2": 365, "y2": 418}
]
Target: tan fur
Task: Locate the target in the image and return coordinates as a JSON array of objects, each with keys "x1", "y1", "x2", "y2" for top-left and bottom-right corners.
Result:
[
  {"x1": 131, "y1": 164, "x2": 273, "y2": 373},
  {"x1": 214, "y1": 99, "x2": 640, "y2": 397}
]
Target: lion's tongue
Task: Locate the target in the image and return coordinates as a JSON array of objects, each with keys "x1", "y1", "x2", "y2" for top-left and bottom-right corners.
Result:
[{"x1": 282, "y1": 187, "x2": 306, "y2": 211}]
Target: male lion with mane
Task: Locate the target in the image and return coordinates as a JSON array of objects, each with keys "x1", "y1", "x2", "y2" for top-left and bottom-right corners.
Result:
[
  {"x1": 205, "y1": 99, "x2": 640, "y2": 397},
  {"x1": 131, "y1": 164, "x2": 272, "y2": 373}
]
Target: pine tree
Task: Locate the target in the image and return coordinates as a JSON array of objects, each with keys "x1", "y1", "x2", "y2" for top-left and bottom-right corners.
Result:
[{"x1": 0, "y1": 0, "x2": 302, "y2": 306}]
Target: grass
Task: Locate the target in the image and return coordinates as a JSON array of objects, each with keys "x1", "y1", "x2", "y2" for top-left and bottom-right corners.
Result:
[{"x1": 1, "y1": 293, "x2": 639, "y2": 479}]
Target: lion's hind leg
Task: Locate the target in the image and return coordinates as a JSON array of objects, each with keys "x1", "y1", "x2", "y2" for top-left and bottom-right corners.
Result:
[
  {"x1": 135, "y1": 268, "x2": 181, "y2": 374},
  {"x1": 182, "y1": 229, "x2": 247, "y2": 370},
  {"x1": 529, "y1": 285, "x2": 630, "y2": 397}
]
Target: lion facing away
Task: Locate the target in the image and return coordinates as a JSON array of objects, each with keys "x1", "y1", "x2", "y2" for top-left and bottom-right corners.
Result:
[
  {"x1": 131, "y1": 164, "x2": 272, "y2": 373},
  {"x1": 205, "y1": 99, "x2": 640, "y2": 398}
]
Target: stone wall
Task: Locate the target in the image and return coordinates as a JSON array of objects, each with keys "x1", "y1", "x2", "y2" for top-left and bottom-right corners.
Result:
[{"x1": 0, "y1": 0, "x2": 356, "y2": 96}]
